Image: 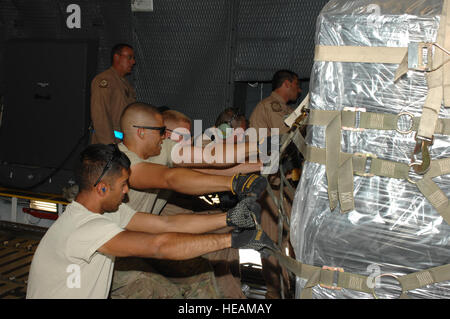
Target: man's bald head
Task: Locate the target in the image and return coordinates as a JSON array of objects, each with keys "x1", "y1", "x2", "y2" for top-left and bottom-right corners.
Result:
[{"x1": 120, "y1": 102, "x2": 162, "y2": 136}]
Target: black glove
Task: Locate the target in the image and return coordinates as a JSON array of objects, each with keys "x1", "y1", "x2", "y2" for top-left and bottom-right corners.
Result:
[
  {"x1": 231, "y1": 173, "x2": 267, "y2": 200},
  {"x1": 231, "y1": 228, "x2": 276, "y2": 254},
  {"x1": 226, "y1": 197, "x2": 261, "y2": 229}
]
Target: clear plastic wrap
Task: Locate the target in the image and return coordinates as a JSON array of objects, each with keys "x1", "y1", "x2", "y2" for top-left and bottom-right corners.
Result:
[{"x1": 290, "y1": 0, "x2": 450, "y2": 298}]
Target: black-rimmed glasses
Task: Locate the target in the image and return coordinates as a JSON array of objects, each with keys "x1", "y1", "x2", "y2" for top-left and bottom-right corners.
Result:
[
  {"x1": 93, "y1": 144, "x2": 121, "y2": 187},
  {"x1": 133, "y1": 125, "x2": 166, "y2": 136}
]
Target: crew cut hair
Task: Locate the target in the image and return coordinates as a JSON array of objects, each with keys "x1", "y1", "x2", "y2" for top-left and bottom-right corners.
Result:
[
  {"x1": 162, "y1": 109, "x2": 191, "y2": 126},
  {"x1": 272, "y1": 69, "x2": 299, "y2": 91},
  {"x1": 111, "y1": 43, "x2": 133, "y2": 64}
]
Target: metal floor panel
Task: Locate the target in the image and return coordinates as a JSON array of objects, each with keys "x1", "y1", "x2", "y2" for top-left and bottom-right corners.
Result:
[{"x1": 0, "y1": 223, "x2": 43, "y2": 299}]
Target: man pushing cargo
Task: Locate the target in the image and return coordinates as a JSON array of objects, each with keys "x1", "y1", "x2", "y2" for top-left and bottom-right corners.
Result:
[{"x1": 26, "y1": 143, "x2": 275, "y2": 298}]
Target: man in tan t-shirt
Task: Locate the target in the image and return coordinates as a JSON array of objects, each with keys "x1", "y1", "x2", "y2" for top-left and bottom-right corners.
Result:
[
  {"x1": 146, "y1": 109, "x2": 260, "y2": 298},
  {"x1": 249, "y1": 69, "x2": 302, "y2": 299},
  {"x1": 109, "y1": 102, "x2": 269, "y2": 298},
  {"x1": 90, "y1": 43, "x2": 137, "y2": 144},
  {"x1": 26, "y1": 144, "x2": 274, "y2": 299}
]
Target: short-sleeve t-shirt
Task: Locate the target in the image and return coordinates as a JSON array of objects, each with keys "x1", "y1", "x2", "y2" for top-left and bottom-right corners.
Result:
[
  {"x1": 118, "y1": 139, "x2": 176, "y2": 215},
  {"x1": 26, "y1": 201, "x2": 136, "y2": 299}
]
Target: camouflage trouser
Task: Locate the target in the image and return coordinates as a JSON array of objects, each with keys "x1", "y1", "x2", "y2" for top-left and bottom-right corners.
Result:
[
  {"x1": 110, "y1": 256, "x2": 221, "y2": 299},
  {"x1": 260, "y1": 184, "x2": 294, "y2": 299},
  {"x1": 161, "y1": 203, "x2": 246, "y2": 299}
]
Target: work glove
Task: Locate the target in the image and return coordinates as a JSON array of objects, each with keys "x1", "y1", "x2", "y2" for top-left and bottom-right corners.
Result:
[
  {"x1": 230, "y1": 173, "x2": 267, "y2": 200},
  {"x1": 231, "y1": 228, "x2": 276, "y2": 257},
  {"x1": 226, "y1": 197, "x2": 261, "y2": 229}
]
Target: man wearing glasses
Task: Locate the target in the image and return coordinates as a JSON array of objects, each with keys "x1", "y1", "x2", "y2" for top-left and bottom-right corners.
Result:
[
  {"x1": 26, "y1": 144, "x2": 274, "y2": 299},
  {"x1": 107, "y1": 102, "x2": 268, "y2": 298},
  {"x1": 90, "y1": 43, "x2": 137, "y2": 145},
  {"x1": 161, "y1": 109, "x2": 192, "y2": 144},
  {"x1": 147, "y1": 108, "x2": 263, "y2": 298}
]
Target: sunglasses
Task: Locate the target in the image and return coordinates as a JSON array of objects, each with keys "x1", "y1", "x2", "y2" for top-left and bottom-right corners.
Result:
[
  {"x1": 93, "y1": 144, "x2": 121, "y2": 187},
  {"x1": 133, "y1": 125, "x2": 166, "y2": 136}
]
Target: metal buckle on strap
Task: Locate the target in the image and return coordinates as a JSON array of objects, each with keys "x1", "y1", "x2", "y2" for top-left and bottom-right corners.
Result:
[
  {"x1": 342, "y1": 107, "x2": 366, "y2": 132},
  {"x1": 410, "y1": 134, "x2": 433, "y2": 175},
  {"x1": 319, "y1": 266, "x2": 344, "y2": 290},
  {"x1": 372, "y1": 273, "x2": 403, "y2": 299},
  {"x1": 407, "y1": 162, "x2": 425, "y2": 184},
  {"x1": 395, "y1": 112, "x2": 415, "y2": 135},
  {"x1": 293, "y1": 108, "x2": 310, "y2": 127},
  {"x1": 408, "y1": 42, "x2": 433, "y2": 72},
  {"x1": 354, "y1": 152, "x2": 377, "y2": 177}
]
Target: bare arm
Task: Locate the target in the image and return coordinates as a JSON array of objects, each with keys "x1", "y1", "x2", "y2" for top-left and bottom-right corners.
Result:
[
  {"x1": 172, "y1": 142, "x2": 259, "y2": 166},
  {"x1": 191, "y1": 162, "x2": 263, "y2": 176},
  {"x1": 129, "y1": 162, "x2": 233, "y2": 194},
  {"x1": 125, "y1": 212, "x2": 227, "y2": 234},
  {"x1": 98, "y1": 231, "x2": 231, "y2": 260}
]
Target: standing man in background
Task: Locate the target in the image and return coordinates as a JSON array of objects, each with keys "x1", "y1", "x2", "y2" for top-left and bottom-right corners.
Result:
[
  {"x1": 249, "y1": 69, "x2": 301, "y2": 299},
  {"x1": 90, "y1": 43, "x2": 136, "y2": 144},
  {"x1": 249, "y1": 69, "x2": 301, "y2": 136}
]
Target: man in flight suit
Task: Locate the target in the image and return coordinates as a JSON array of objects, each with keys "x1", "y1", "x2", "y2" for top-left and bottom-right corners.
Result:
[
  {"x1": 249, "y1": 69, "x2": 301, "y2": 136},
  {"x1": 90, "y1": 43, "x2": 137, "y2": 144},
  {"x1": 249, "y1": 69, "x2": 302, "y2": 299}
]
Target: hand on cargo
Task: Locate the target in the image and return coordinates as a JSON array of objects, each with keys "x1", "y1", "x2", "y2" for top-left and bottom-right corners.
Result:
[
  {"x1": 226, "y1": 197, "x2": 261, "y2": 229},
  {"x1": 231, "y1": 228, "x2": 276, "y2": 254},
  {"x1": 230, "y1": 173, "x2": 267, "y2": 200}
]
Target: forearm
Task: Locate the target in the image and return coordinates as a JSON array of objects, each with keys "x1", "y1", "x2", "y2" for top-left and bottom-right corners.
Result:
[
  {"x1": 192, "y1": 162, "x2": 263, "y2": 176},
  {"x1": 127, "y1": 212, "x2": 227, "y2": 234},
  {"x1": 164, "y1": 212, "x2": 227, "y2": 233},
  {"x1": 202, "y1": 142, "x2": 258, "y2": 163},
  {"x1": 174, "y1": 143, "x2": 258, "y2": 165},
  {"x1": 99, "y1": 231, "x2": 231, "y2": 260},
  {"x1": 164, "y1": 168, "x2": 232, "y2": 194},
  {"x1": 152, "y1": 232, "x2": 231, "y2": 260}
]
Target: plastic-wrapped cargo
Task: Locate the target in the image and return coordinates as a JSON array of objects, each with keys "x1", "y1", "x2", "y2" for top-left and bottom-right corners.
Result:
[{"x1": 290, "y1": 0, "x2": 450, "y2": 298}]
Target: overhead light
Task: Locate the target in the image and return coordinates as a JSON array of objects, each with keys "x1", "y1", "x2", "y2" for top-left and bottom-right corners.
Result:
[
  {"x1": 30, "y1": 200, "x2": 57, "y2": 213},
  {"x1": 131, "y1": 0, "x2": 153, "y2": 12}
]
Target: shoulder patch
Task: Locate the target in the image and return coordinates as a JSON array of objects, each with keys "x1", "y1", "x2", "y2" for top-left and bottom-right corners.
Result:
[
  {"x1": 270, "y1": 101, "x2": 282, "y2": 112},
  {"x1": 99, "y1": 79, "x2": 109, "y2": 88}
]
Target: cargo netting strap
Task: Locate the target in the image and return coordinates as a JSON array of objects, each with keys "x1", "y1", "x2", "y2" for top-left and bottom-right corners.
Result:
[
  {"x1": 291, "y1": 107, "x2": 450, "y2": 224},
  {"x1": 298, "y1": 142, "x2": 450, "y2": 226},
  {"x1": 263, "y1": 246, "x2": 450, "y2": 299},
  {"x1": 444, "y1": 0, "x2": 450, "y2": 107},
  {"x1": 307, "y1": 108, "x2": 450, "y2": 135},
  {"x1": 417, "y1": 0, "x2": 450, "y2": 138},
  {"x1": 276, "y1": 0, "x2": 450, "y2": 299},
  {"x1": 267, "y1": 120, "x2": 450, "y2": 299},
  {"x1": 314, "y1": 45, "x2": 407, "y2": 64},
  {"x1": 289, "y1": 106, "x2": 356, "y2": 212}
]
